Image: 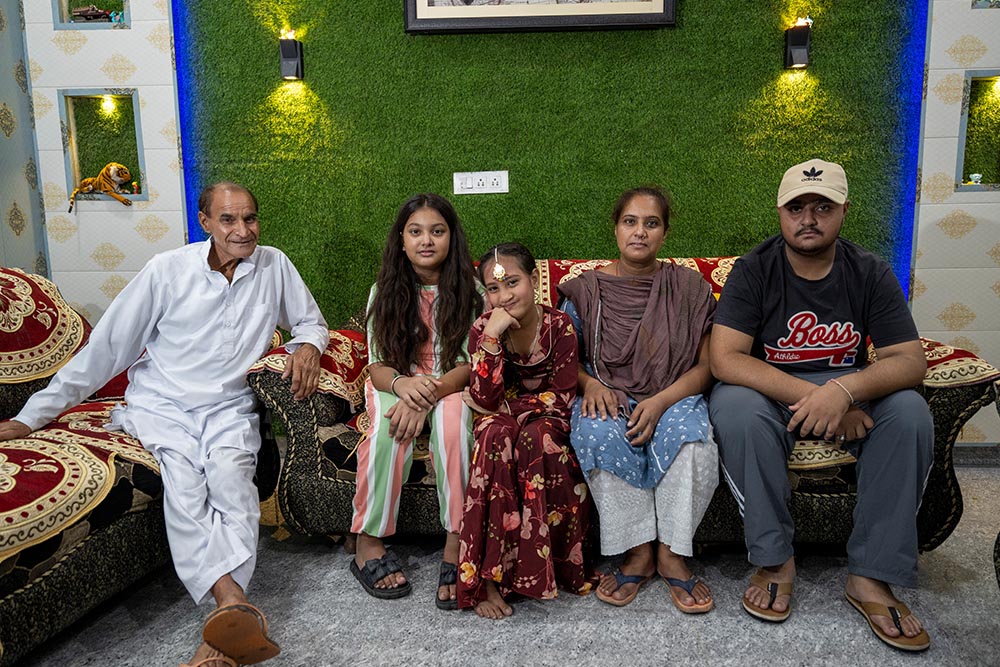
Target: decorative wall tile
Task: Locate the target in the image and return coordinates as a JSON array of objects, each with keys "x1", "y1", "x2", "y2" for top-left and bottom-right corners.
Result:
[
  {"x1": 945, "y1": 34, "x2": 989, "y2": 66},
  {"x1": 50, "y1": 271, "x2": 138, "y2": 324},
  {"x1": 90, "y1": 242, "x2": 126, "y2": 270},
  {"x1": 915, "y1": 204, "x2": 1000, "y2": 268},
  {"x1": 42, "y1": 182, "x2": 65, "y2": 211},
  {"x1": 28, "y1": 59, "x2": 41, "y2": 82},
  {"x1": 0, "y1": 7, "x2": 5, "y2": 32},
  {"x1": 6, "y1": 202, "x2": 25, "y2": 236},
  {"x1": 99, "y1": 274, "x2": 128, "y2": 300},
  {"x1": 135, "y1": 214, "x2": 170, "y2": 243},
  {"x1": 51, "y1": 31, "x2": 87, "y2": 56},
  {"x1": 153, "y1": 0, "x2": 169, "y2": 17},
  {"x1": 921, "y1": 172, "x2": 956, "y2": 203},
  {"x1": 937, "y1": 302, "x2": 978, "y2": 329},
  {"x1": 989, "y1": 242, "x2": 1000, "y2": 266},
  {"x1": 76, "y1": 210, "x2": 185, "y2": 270},
  {"x1": 46, "y1": 215, "x2": 78, "y2": 243},
  {"x1": 100, "y1": 54, "x2": 138, "y2": 84},
  {"x1": 938, "y1": 209, "x2": 977, "y2": 237},
  {"x1": 148, "y1": 23, "x2": 171, "y2": 54},
  {"x1": 31, "y1": 91, "x2": 52, "y2": 121},
  {"x1": 23, "y1": 158, "x2": 37, "y2": 190},
  {"x1": 13, "y1": 59, "x2": 27, "y2": 94},
  {"x1": 0, "y1": 102, "x2": 15, "y2": 137},
  {"x1": 912, "y1": 268, "x2": 1000, "y2": 330}
]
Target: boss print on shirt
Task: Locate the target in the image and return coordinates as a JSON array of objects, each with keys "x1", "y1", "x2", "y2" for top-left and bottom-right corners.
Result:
[{"x1": 764, "y1": 311, "x2": 861, "y2": 367}]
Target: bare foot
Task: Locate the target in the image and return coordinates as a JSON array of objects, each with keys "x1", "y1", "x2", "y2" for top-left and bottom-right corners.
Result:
[
  {"x1": 474, "y1": 581, "x2": 513, "y2": 620},
  {"x1": 744, "y1": 556, "x2": 795, "y2": 614},
  {"x1": 657, "y1": 543, "x2": 712, "y2": 608},
  {"x1": 209, "y1": 574, "x2": 248, "y2": 610},
  {"x1": 439, "y1": 531, "x2": 459, "y2": 604},
  {"x1": 183, "y1": 641, "x2": 233, "y2": 667},
  {"x1": 597, "y1": 543, "x2": 655, "y2": 603},
  {"x1": 355, "y1": 532, "x2": 407, "y2": 590},
  {"x1": 846, "y1": 574, "x2": 925, "y2": 639}
]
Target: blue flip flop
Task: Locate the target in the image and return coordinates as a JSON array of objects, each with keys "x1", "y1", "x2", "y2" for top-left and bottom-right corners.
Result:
[
  {"x1": 664, "y1": 575, "x2": 714, "y2": 614},
  {"x1": 595, "y1": 568, "x2": 653, "y2": 607}
]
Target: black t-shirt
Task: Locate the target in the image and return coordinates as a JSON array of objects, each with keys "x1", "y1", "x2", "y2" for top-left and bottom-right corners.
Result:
[{"x1": 715, "y1": 235, "x2": 918, "y2": 372}]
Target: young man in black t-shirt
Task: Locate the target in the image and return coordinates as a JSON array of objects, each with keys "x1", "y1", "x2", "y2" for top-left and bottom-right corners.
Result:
[{"x1": 709, "y1": 159, "x2": 933, "y2": 651}]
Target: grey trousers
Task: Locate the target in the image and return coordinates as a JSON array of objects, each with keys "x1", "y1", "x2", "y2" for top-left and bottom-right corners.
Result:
[{"x1": 709, "y1": 370, "x2": 934, "y2": 587}]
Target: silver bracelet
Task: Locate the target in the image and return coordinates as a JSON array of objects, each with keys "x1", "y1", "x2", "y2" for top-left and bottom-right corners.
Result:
[{"x1": 390, "y1": 374, "x2": 403, "y2": 397}]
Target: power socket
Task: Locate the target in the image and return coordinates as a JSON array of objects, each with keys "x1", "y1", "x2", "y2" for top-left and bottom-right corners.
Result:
[{"x1": 453, "y1": 170, "x2": 509, "y2": 195}]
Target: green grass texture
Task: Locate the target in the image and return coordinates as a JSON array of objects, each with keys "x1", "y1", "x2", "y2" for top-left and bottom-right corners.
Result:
[
  {"x1": 182, "y1": 1, "x2": 922, "y2": 325},
  {"x1": 71, "y1": 95, "x2": 140, "y2": 191}
]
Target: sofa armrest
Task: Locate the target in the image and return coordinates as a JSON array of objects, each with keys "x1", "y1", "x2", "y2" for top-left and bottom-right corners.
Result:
[
  {"x1": 247, "y1": 368, "x2": 348, "y2": 535},
  {"x1": 913, "y1": 337, "x2": 1000, "y2": 551}
]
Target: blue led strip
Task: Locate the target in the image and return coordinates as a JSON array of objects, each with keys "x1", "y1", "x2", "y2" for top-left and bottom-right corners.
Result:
[
  {"x1": 170, "y1": 0, "x2": 205, "y2": 243},
  {"x1": 894, "y1": 1, "x2": 930, "y2": 298}
]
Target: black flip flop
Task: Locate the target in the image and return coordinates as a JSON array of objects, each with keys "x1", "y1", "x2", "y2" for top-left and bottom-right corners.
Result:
[
  {"x1": 435, "y1": 561, "x2": 459, "y2": 610},
  {"x1": 349, "y1": 552, "x2": 412, "y2": 600}
]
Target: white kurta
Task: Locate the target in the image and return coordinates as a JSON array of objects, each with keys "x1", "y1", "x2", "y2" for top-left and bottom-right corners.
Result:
[{"x1": 16, "y1": 240, "x2": 329, "y2": 603}]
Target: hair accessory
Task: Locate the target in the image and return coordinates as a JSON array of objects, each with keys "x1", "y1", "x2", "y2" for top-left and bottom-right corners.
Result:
[{"x1": 491, "y1": 247, "x2": 508, "y2": 282}]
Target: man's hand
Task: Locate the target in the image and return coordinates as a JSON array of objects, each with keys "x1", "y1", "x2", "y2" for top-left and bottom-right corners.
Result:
[
  {"x1": 282, "y1": 343, "x2": 322, "y2": 401},
  {"x1": 580, "y1": 381, "x2": 618, "y2": 421},
  {"x1": 384, "y1": 401, "x2": 429, "y2": 445},
  {"x1": 787, "y1": 382, "x2": 853, "y2": 439},
  {"x1": 0, "y1": 420, "x2": 31, "y2": 441},
  {"x1": 834, "y1": 406, "x2": 874, "y2": 443},
  {"x1": 625, "y1": 396, "x2": 666, "y2": 447}
]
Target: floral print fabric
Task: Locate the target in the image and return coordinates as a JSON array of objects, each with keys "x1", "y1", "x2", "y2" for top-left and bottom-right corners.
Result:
[{"x1": 457, "y1": 306, "x2": 597, "y2": 607}]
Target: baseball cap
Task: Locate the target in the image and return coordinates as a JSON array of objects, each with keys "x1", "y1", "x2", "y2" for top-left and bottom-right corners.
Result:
[{"x1": 776, "y1": 159, "x2": 849, "y2": 207}]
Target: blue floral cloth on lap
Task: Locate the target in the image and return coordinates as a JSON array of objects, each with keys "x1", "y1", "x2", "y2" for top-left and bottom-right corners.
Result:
[{"x1": 569, "y1": 394, "x2": 710, "y2": 489}]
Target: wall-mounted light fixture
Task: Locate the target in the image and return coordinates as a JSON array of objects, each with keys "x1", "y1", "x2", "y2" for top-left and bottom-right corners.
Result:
[
  {"x1": 784, "y1": 17, "x2": 812, "y2": 69},
  {"x1": 101, "y1": 94, "x2": 116, "y2": 114},
  {"x1": 279, "y1": 28, "x2": 304, "y2": 80}
]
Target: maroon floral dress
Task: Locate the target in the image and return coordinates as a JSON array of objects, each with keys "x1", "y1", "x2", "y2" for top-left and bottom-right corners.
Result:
[{"x1": 457, "y1": 305, "x2": 597, "y2": 608}]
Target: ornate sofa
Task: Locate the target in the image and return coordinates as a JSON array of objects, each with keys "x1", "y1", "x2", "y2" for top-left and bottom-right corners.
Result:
[
  {"x1": 0, "y1": 268, "x2": 279, "y2": 666},
  {"x1": 248, "y1": 258, "x2": 1000, "y2": 553}
]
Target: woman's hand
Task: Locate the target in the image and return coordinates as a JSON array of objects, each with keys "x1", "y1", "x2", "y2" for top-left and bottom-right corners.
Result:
[
  {"x1": 483, "y1": 307, "x2": 520, "y2": 340},
  {"x1": 385, "y1": 401, "x2": 430, "y2": 445},
  {"x1": 580, "y1": 381, "x2": 618, "y2": 421},
  {"x1": 393, "y1": 375, "x2": 442, "y2": 410},
  {"x1": 625, "y1": 396, "x2": 667, "y2": 447},
  {"x1": 461, "y1": 388, "x2": 496, "y2": 416}
]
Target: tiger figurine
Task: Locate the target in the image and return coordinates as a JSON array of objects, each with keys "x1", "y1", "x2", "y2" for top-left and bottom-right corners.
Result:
[{"x1": 67, "y1": 162, "x2": 133, "y2": 212}]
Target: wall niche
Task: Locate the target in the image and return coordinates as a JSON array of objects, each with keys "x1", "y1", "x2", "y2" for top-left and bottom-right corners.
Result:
[
  {"x1": 58, "y1": 89, "x2": 147, "y2": 208},
  {"x1": 53, "y1": 0, "x2": 129, "y2": 29},
  {"x1": 958, "y1": 72, "x2": 1000, "y2": 190}
]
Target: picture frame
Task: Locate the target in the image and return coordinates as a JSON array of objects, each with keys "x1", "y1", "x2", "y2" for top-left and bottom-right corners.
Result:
[{"x1": 403, "y1": 1, "x2": 676, "y2": 35}]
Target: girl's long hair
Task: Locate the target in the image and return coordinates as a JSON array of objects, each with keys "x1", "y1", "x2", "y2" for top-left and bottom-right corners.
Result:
[{"x1": 368, "y1": 194, "x2": 482, "y2": 374}]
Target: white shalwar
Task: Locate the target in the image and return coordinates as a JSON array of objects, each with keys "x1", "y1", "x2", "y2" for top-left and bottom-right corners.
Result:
[{"x1": 15, "y1": 240, "x2": 329, "y2": 604}]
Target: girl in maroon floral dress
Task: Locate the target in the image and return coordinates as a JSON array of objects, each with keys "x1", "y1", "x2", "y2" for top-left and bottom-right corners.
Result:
[{"x1": 457, "y1": 242, "x2": 597, "y2": 619}]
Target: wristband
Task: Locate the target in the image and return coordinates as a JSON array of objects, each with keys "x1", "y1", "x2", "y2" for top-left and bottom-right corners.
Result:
[
  {"x1": 827, "y1": 378, "x2": 855, "y2": 404},
  {"x1": 390, "y1": 373, "x2": 403, "y2": 397},
  {"x1": 480, "y1": 334, "x2": 502, "y2": 354}
]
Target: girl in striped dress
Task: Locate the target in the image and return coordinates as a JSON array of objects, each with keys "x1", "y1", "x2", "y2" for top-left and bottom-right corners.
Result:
[{"x1": 350, "y1": 194, "x2": 482, "y2": 609}]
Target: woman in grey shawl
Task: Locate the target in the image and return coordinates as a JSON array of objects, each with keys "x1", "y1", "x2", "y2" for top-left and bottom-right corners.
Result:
[{"x1": 558, "y1": 186, "x2": 718, "y2": 613}]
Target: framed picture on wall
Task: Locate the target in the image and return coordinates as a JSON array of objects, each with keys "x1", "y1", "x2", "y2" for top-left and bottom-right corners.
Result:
[{"x1": 403, "y1": 1, "x2": 676, "y2": 34}]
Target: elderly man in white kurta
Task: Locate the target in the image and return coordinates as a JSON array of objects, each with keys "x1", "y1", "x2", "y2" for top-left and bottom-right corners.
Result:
[{"x1": 0, "y1": 182, "x2": 328, "y2": 667}]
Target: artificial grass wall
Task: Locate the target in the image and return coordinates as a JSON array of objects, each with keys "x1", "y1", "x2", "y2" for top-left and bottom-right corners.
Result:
[
  {"x1": 70, "y1": 95, "x2": 140, "y2": 191},
  {"x1": 175, "y1": 1, "x2": 925, "y2": 325},
  {"x1": 963, "y1": 77, "x2": 1000, "y2": 184}
]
